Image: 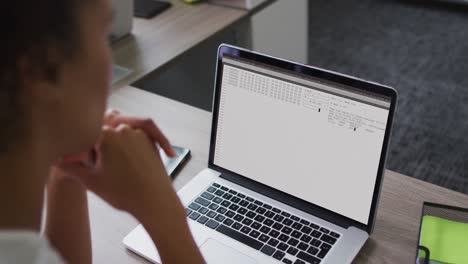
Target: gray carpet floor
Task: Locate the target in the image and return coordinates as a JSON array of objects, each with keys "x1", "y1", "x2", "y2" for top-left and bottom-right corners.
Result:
[{"x1": 307, "y1": 0, "x2": 468, "y2": 193}]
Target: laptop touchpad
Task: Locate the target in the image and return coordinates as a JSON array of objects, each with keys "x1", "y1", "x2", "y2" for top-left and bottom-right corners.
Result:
[{"x1": 200, "y1": 238, "x2": 257, "y2": 264}]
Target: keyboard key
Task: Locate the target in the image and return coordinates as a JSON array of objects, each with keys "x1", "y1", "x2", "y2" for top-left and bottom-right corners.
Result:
[
  {"x1": 256, "y1": 207, "x2": 267, "y2": 215},
  {"x1": 283, "y1": 219, "x2": 293, "y2": 226},
  {"x1": 223, "y1": 218, "x2": 234, "y2": 226},
  {"x1": 242, "y1": 218, "x2": 253, "y2": 226},
  {"x1": 265, "y1": 211, "x2": 275, "y2": 218},
  {"x1": 267, "y1": 238, "x2": 279, "y2": 247},
  {"x1": 216, "y1": 207, "x2": 227, "y2": 214},
  {"x1": 272, "y1": 208, "x2": 282, "y2": 213},
  {"x1": 220, "y1": 186, "x2": 229, "y2": 191},
  {"x1": 234, "y1": 214, "x2": 244, "y2": 222},
  {"x1": 282, "y1": 227, "x2": 292, "y2": 235},
  {"x1": 208, "y1": 203, "x2": 219, "y2": 210},
  {"x1": 273, "y1": 223, "x2": 284, "y2": 231},
  {"x1": 189, "y1": 212, "x2": 200, "y2": 220},
  {"x1": 251, "y1": 222, "x2": 262, "y2": 230},
  {"x1": 307, "y1": 246, "x2": 319, "y2": 256},
  {"x1": 212, "y1": 183, "x2": 220, "y2": 188},
  {"x1": 249, "y1": 230, "x2": 260, "y2": 238},
  {"x1": 283, "y1": 258, "x2": 293, "y2": 264},
  {"x1": 330, "y1": 232, "x2": 340, "y2": 239},
  {"x1": 320, "y1": 243, "x2": 331, "y2": 251},
  {"x1": 198, "y1": 207, "x2": 209, "y2": 215},
  {"x1": 247, "y1": 204, "x2": 258, "y2": 211},
  {"x1": 230, "y1": 197, "x2": 241, "y2": 204},
  {"x1": 310, "y1": 223, "x2": 320, "y2": 229},
  {"x1": 246, "y1": 197, "x2": 255, "y2": 202},
  {"x1": 300, "y1": 219, "x2": 310, "y2": 226},
  {"x1": 216, "y1": 225, "x2": 263, "y2": 250},
  {"x1": 229, "y1": 190, "x2": 237, "y2": 195},
  {"x1": 214, "y1": 215, "x2": 225, "y2": 222},
  {"x1": 254, "y1": 215, "x2": 265, "y2": 223},
  {"x1": 320, "y1": 234, "x2": 337, "y2": 245},
  {"x1": 301, "y1": 226, "x2": 312, "y2": 234},
  {"x1": 238, "y1": 208, "x2": 248, "y2": 215},
  {"x1": 260, "y1": 245, "x2": 275, "y2": 256},
  {"x1": 311, "y1": 239, "x2": 321, "y2": 247},
  {"x1": 188, "y1": 203, "x2": 201, "y2": 211},
  {"x1": 292, "y1": 222, "x2": 303, "y2": 230},
  {"x1": 287, "y1": 238, "x2": 299, "y2": 247},
  {"x1": 254, "y1": 200, "x2": 263, "y2": 206},
  {"x1": 300, "y1": 234, "x2": 312, "y2": 243},
  {"x1": 264, "y1": 219, "x2": 274, "y2": 226},
  {"x1": 197, "y1": 216, "x2": 209, "y2": 224},
  {"x1": 222, "y1": 192, "x2": 231, "y2": 198},
  {"x1": 274, "y1": 215, "x2": 285, "y2": 222},
  {"x1": 311, "y1": 230, "x2": 322, "y2": 238},
  {"x1": 237, "y1": 193, "x2": 246, "y2": 198},
  {"x1": 214, "y1": 190, "x2": 225, "y2": 196},
  {"x1": 278, "y1": 234, "x2": 289, "y2": 242},
  {"x1": 317, "y1": 247, "x2": 330, "y2": 259},
  {"x1": 232, "y1": 222, "x2": 242, "y2": 230},
  {"x1": 195, "y1": 197, "x2": 210, "y2": 207},
  {"x1": 246, "y1": 211, "x2": 257, "y2": 219},
  {"x1": 239, "y1": 200, "x2": 249, "y2": 207},
  {"x1": 206, "y1": 219, "x2": 219, "y2": 229},
  {"x1": 207, "y1": 210, "x2": 217, "y2": 218},
  {"x1": 287, "y1": 247, "x2": 298, "y2": 256},
  {"x1": 298, "y1": 242, "x2": 309, "y2": 251},
  {"x1": 260, "y1": 226, "x2": 271, "y2": 234},
  {"x1": 319, "y1": 227, "x2": 329, "y2": 234},
  {"x1": 259, "y1": 234, "x2": 269, "y2": 242},
  {"x1": 240, "y1": 226, "x2": 252, "y2": 234},
  {"x1": 226, "y1": 210, "x2": 236, "y2": 218},
  {"x1": 221, "y1": 200, "x2": 231, "y2": 207},
  {"x1": 294, "y1": 260, "x2": 306, "y2": 264},
  {"x1": 262, "y1": 204, "x2": 272, "y2": 209},
  {"x1": 277, "y1": 242, "x2": 288, "y2": 251},
  {"x1": 207, "y1": 186, "x2": 216, "y2": 193},
  {"x1": 292, "y1": 230, "x2": 302, "y2": 239},
  {"x1": 269, "y1": 230, "x2": 280, "y2": 238},
  {"x1": 186, "y1": 208, "x2": 192, "y2": 216},
  {"x1": 291, "y1": 215, "x2": 300, "y2": 221},
  {"x1": 273, "y1": 250, "x2": 286, "y2": 260},
  {"x1": 297, "y1": 251, "x2": 321, "y2": 264},
  {"x1": 281, "y1": 212, "x2": 291, "y2": 217},
  {"x1": 213, "y1": 197, "x2": 223, "y2": 204},
  {"x1": 201, "y1": 192, "x2": 214, "y2": 200}
]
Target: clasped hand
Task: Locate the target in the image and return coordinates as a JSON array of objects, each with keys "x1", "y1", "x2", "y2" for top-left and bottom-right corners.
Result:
[{"x1": 53, "y1": 109, "x2": 185, "y2": 219}]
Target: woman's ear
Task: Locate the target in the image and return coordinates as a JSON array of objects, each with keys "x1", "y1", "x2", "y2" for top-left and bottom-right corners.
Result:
[{"x1": 17, "y1": 48, "x2": 64, "y2": 108}]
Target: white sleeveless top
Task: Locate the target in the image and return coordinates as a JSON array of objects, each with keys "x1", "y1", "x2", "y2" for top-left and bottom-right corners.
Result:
[{"x1": 0, "y1": 231, "x2": 64, "y2": 264}]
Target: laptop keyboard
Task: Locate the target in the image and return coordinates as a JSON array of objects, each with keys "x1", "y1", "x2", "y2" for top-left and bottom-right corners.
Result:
[{"x1": 185, "y1": 183, "x2": 341, "y2": 264}]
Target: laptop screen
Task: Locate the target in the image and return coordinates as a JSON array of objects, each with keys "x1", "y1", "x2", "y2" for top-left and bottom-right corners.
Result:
[{"x1": 213, "y1": 55, "x2": 392, "y2": 225}]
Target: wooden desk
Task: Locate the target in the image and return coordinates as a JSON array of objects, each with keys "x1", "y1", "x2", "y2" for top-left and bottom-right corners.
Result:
[
  {"x1": 111, "y1": 0, "x2": 272, "y2": 90},
  {"x1": 91, "y1": 86, "x2": 468, "y2": 263}
]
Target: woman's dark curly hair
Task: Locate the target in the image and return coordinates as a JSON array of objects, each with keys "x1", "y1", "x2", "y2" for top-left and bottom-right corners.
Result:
[{"x1": 0, "y1": 0, "x2": 88, "y2": 152}]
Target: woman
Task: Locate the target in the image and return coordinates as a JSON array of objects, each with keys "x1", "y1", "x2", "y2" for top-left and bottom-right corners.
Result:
[{"x1": 0, "y1": 0, "x2": 204, "y2": 263}]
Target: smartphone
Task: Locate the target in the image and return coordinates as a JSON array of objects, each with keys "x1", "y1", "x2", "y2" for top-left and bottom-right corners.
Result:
[{"x1": 160, "y1": 146, "x2": 191, "y2": 176}]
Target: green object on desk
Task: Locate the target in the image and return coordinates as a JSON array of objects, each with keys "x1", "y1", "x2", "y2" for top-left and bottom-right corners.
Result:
[
  {"x1": 183, "y1": 0, "x2": 203, "y2": 3},
  {"x1": 420, "y1": 215, "x2": 468, "y2": 263}
]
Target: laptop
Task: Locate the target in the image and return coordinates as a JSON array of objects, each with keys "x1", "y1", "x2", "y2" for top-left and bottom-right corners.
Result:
[{"x1": 123, "y1": 44, "x2": 398, "y2": 264}]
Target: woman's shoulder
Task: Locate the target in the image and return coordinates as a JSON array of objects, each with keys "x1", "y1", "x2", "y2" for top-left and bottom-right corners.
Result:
[{"x1": 0, "y1": 230, "x2": 64, "y2": 264}]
